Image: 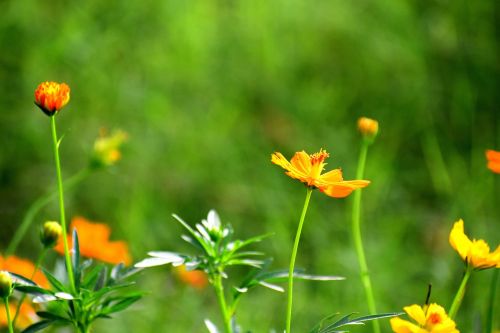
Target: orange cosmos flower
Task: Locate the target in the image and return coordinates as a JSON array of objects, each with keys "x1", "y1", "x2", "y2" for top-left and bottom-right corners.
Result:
[
  {"x1": 449, "y1": 219, "x2": 500, "y2": 269},
  {"x1": 0, "y1": 301, "x2": 37, "y2": 330},
  {"x1": 34, "y1": 81, "x2": 70, "y2": 116},
  {"x1": 174, "y1": 265, "x2": 208, "y2": 289},
  {"x1": 55, "y1": 216, "x2": 132, "y2": 265},
  {"x1": 390, "y1": 303, "x2": 459, "y2": 333},
  {"x1": 486, "y1": 149, "x2": 500, "y2": 174},
  {"x1": 0, "y1": 255, "x2": 48, "y2": 288},
  {"x1": 271, "y1": 149, "x2": 370, "y2": 198}
]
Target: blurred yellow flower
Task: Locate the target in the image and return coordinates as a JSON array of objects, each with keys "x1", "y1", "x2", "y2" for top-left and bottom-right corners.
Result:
[
  {"x1": 271, "y1": 149, "x2": 370, "y2": 198},
  {"x1": 357, "y1": 117, "x2": 379, "y2": 137},
  {"x1": 390, "y1": 303, "x2": 458, "y2": 333},
  {"x1": 0, "y1": 301, "x2": 37, "y2": 330},
  {"x1": 486, "y1": 149, "x2": 500, "y2": 174},
  {"x1": 449, "y1": 219, "x2": 500, "y2": 269},
  {"x1": 92, "y1": 129, "x2": 128, "y2": 167},
  {"x1": 34, "y1": 81, "x2": 70, "y2": 116},
  {"x1": 55, "y1": 216, "x2": 132, "y2": 265},
  {"x1": 174, "y1": 265, "x2": 208, "y2": 289}
]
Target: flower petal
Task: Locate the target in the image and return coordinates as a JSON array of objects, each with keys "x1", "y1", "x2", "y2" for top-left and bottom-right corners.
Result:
[
  {"x1": 449, "y1": 219, "x2": 471, "y2": 262},
  {"x1": 321, "y1": 180, "x2": 370, "y2": 198},
  {"x1": 404, "y1": 304, "x2": 426, "y2": 326},
  {"x1": 390, "y1": 317, "x2": 421, "y2": 333}
]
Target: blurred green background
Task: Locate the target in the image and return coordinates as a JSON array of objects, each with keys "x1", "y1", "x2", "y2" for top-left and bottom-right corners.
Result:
[{"x1": 0, "y1": 0, "x2": 498, "y2": 331}]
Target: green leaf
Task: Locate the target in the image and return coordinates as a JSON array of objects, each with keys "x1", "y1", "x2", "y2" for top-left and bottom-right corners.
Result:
[
  {"x1": 14, "y1": 285, "x2": 52, "y2": 295},
  {"x1": 36, "y1": 311, "x2": 71, "y2": 322},
  {"x1": 72, "y1": 228, "x2": 81, "y2": 290},
  {"x1": 310, "y1": 312, "x2": 403, "y2": 333},
  {"x1": 21, "y1": 320, "x2": 54, "y2": 333},
  {"x1": 42, "y1": 268, "x2": 66, "y2": 292},
  {"x1": 173, "y1": 214, "x2": 214, "y2": 257},
  {"x1": 9, "y1": 272, "x2": 38, "y2": 286},
  {"x1": 82, "y1": 264, "x2": 105, "y2": 289},
  {"x1": 99, "y1": 295, "x2": 142, "y2": 316}
]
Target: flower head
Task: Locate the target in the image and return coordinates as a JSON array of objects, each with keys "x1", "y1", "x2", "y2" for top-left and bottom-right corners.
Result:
[
  {"x1": 0, "y1": 301, "x2": 37, "y2": 330},
  {"x1": 0, "y1": 255, "x2": 48, "y2": 288},
  {"x1": 40, "y1": 221, "x2": 62, "y2": 248},
  {"x1": 0, "y1": 271, "x2": 12, "y2": 298},
  {"x1": 34, "y1": 81, "x2": 70, "y2": 116},
  {"x1": 271, "y1": 149, "x2": 370, "y2": 198},
  {"x1": 449, "y1": 219, "x2": 500, "y2": 269},
  {"x1": 55, "y1": 216, "x2": 132, "y2": 265},
  {"x1": 91, "y1": 129, "x2": 128, "y2": 168},
  {"x1": 390, "y1": 303, "x2": 459, "y2": 333},
  {"x1": 358, "y1": 117, "x2": 379, "y2": 139},
  {"x1": 486, "y1": 149, "x2": 500, "y2": 174},
  {"x1": 174, "y1": 265, "x2": 208, "y2": 289}
]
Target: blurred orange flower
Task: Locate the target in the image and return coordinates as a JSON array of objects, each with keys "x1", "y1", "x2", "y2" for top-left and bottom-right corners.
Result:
[
  {"x1": 34, "y1": 81, "x2": 70, "y2": 116},
  {"x1": 55, "y1": 216, "x2": 132, "y2": 265},
  {"x1": 174, "y1": 265, "x2": 208, "y2": 289},
  {"x1": 390, "y1": 303, "x2": 458, "y2": 333},
  {"x1": 357, "y1": 117, "x2": 379, "y2": 137},
  {"x1": 271, "y1": 149, "x2": 370, "y2": 198},
  {"x1": 449, "y1": 219, "x2": 500, "y2": 269},
  {"x1": 486, "y1": 149, "x2": 500, "y2": 174},
  {"x1": 0, "y1": 301, "x2": 37, "y2": 330},
  {"x1": 0, "y1": 255, "x2": 48, "y2": 288}
]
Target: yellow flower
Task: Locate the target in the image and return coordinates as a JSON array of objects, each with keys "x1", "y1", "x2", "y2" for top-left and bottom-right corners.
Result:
[
  {"x1": 358, "y1": 117, "x2": 379, "y2": 138},
  {"x1": 449, "y1": 219, "x2": 500, "y2": 269},
  {"x1": 40, "y1": 221, "x2": 62, "y2": 248},
  {"x1": 486, "y1": 149, "x2": 500, "y2": 174},
  {"x1": 390, "y1": 303, "x2": 459, "y2": 333},
  {"x1": 271, "y1": 149, "x2": 370, "y2": 198},
  {"x1": 34, "y1": 81, "x2": 70, "y2": 116},
  {"x1": 92, "y1": 129, "x2": 128, "y2": 167},
  {"x1": 0, "y1": 271, "x2": 12, "y2": 298}
]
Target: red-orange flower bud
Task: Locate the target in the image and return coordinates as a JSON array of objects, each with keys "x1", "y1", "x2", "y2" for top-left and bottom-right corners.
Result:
[
  {"x1": 357, "y1": 117, "x2": 379, "y2": 138},
  {"x1": 34, "y1": 81, "x2": 70, "y2": 116}
]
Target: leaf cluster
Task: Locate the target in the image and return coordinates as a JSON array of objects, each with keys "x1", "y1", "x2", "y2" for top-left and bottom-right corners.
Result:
[{"x1": 11, "y1": 230, "x2": 142, "y2": 333}]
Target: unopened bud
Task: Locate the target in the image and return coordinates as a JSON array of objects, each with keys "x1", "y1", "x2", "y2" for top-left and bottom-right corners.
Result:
[
  {"x1": 357, "y1": 117, "x2": 379, "y2": 142},
  {"x1": 0, "y1": 271, "x2": 13, "y2": 298},
  {"x1": 41, "y1": 221, "x2": 62, "y2": 248}
]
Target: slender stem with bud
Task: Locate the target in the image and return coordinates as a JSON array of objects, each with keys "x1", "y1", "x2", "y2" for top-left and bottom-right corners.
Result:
[
  {"x1": 50, "y1": 116, "x2": 76, "y2": 293},
  {"x1": 4, "y1": 297, "x2": 14, "y2": 333},
  {"x1": 352, "y1": 139, "x2": 380, "y2": 333}
]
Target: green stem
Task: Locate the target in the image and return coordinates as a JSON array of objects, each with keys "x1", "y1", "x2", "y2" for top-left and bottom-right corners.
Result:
[
  {"x1": 448, "y1": 266, "x2": 473, "y2": 319},
  {"x1": 286, "y1": 188, "x2": 313, "y2": 333},
  {"x1": 50, "y1": 116, "x2": 76, "y2": 294},
  {"x1": 213, "y1": 273, "x2": 232, "y2": 333},
  {"x1": 5, "y1": 168, "x2": 90, "y2": 256},
  {"x1": 352, "y1": 141, "x2": 380, "y2": 333},
  {"x1": 4, "y1": 297, "x2": 14, "y2": 333},
  {"x1": 486, "y1": 269, "x2": 498, "y2": 333},
  {"x1": 12, "y1": 248, "x2": 47, "y2": 327}
]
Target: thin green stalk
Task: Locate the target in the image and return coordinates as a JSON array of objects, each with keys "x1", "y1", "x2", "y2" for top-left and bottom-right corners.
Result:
[
  {"x1": 5, "y1": 168, "x2": 90, "y2": 256},
  {"x1": 50, "y1": 116, "x2": 76, "y2": 294},
  {"x1": 213, "y1": 273, "x2": 232, "y2": 333},
  {"x1": 286, "y1": 188, "x2": 313, "y2": 333},
  {"x1": 486, "y1": 269, "x2": 498, "y2": 333},
  {"x1": 12, "y1": 248, "x2": 47, "y2": 327},
  {"x1": 4, "y1": 297, "x2": 14, "y2": 333},
  {"x1": 352, "y1": 141, "x2": 380, "y2": 333},
  {"x1": 448, "y1": 266, "x2": 473, "y2": 319}
]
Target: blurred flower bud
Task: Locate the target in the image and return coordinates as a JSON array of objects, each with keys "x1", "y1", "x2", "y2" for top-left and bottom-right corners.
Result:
[
  {"x1": 0, "y1": 271, "x2": 13, "y2": 298},
  {"x1": 41, "y1": 221, "x2": 62, "y2": 248},
  {"x1": 91, "y1": 129, "x2": 128, "y2": 168},
  {"x1": 34, "y1": 81, "x2": 70, "y2": 116},
  {"x1": 357, "y1": 117, "x2": 379, "y2": 139}
]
